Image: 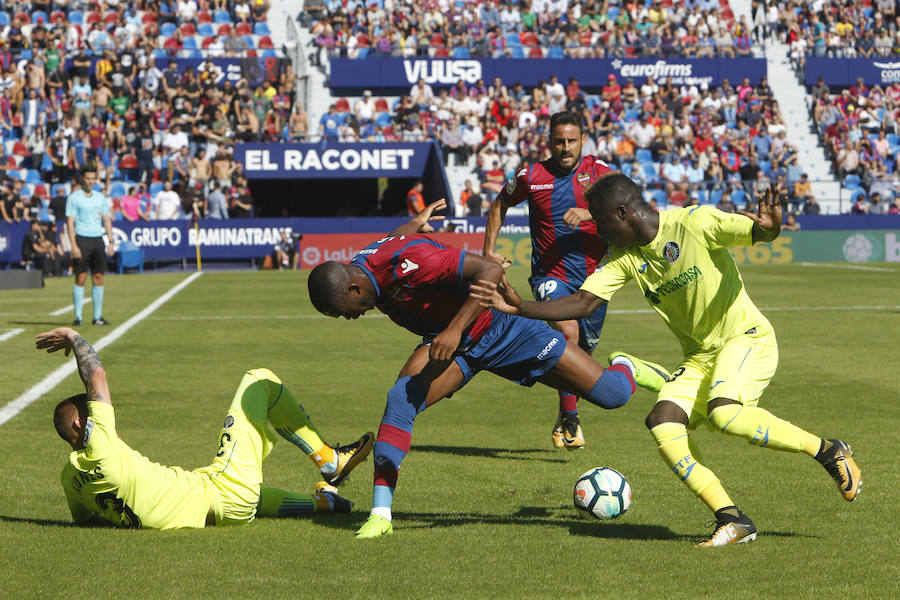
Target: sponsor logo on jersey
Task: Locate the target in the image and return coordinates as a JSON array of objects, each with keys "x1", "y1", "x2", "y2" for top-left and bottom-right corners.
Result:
[
  {"x1": 400, "y1": 258, "x2": 419, "y2": 274},
  {"x1": 663, "y1": 241, "x2": 680, "y2": 262},
  {"x1": 536, "y1": 337, "x2": 560, "y2": 360},
  {"x1": 646, "y1": 265, "x2": 703, "y2": 303},
  {"x1": 530, "y1": 183, "x2": 554, "y2": 191},
  {"x1": 576, "y1": 172, "x2": 591, "y2": 186}
]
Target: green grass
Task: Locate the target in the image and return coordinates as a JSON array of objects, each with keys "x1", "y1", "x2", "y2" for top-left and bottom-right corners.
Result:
[{"x1": 0, "y1": 263, "x2": 898, "y2": 598}]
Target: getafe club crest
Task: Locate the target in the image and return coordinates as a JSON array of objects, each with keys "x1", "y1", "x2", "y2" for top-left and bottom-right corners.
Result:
[
  {"x1": 663, "y1": 241, "x2": 680, "y2": 262},
  {"x1": 576, "y1": 172, "x2": 591, "y2": 186}
]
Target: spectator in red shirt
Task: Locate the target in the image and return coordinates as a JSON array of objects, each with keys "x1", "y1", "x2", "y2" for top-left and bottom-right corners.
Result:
[{"x1": 602, "y1": 74, "x2": 621, "y2": 106}]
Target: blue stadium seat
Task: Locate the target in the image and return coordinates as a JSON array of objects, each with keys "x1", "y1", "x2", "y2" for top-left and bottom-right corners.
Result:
[
  {"x1": 624, "y1": 108, "x2": 641, "y2": 122},
  {"x1": 376, "y1": 112, "x2": 393, "y2": 127},
  {"x1": 116, "y1": 241, "x2": 144, "y2": 274},
  {"x1": 451, "y1": 47, "x2": 470, "y2": 58},
  {"x1": 25, "y1": 169, "x2": 41, "y2": 184},
  {"x1": 213, "y1": 9, "x2": 230, "y2": 23},
  {"x1": 182, "y1": 36, "x2": 198, "y2": 49},
  {"x1": 92, "y1": 182, "x2": 104, "y2": 192},
  {"x1": 844, "y1": 174, "x2": 861, "y2": 189},
  {"x1": 621, "y1": 162, "x2": 633, "y2": 177},
  {"x1": 887, "y1": 133, "x2": 899, "y2": 148},
  {"x1": 109, "y1": 181, "x2": 126, "y2": 198},
  {"x1": 357, "y1": 47, "x2": 369, "y2": 58},
  {"x1": 636, "y1": 148, "x2": 653, "y2": 164},
  {"x1": 509, "y1": 46, "x2": 524, "y2": 58},
  {"x1": 585, "y1": 95, "x2": 600, "y2": 110},
  {"x1": 153, "y1": 49, "x2": 169, "y2": 60},
  {"x1": 243, "y1": 35, "x2": 255, "y2": 48},
  {"x1": 0, "y1": 12, "x2": 9, "y2": 26},
  {"x1": 68, "y1": 10, "x2": 82, "y2": 24},
  {"x1": 607, "y1": 6, "x2": 620, "y2": 18},
  {"x1": 731, "y1": 189, "x2": 746, "y2": 206},
  {"x1": 640, "y1": 163, "x2": 658, "y2": 182},
  {"x1": 650, "y1": 189, "x2": 667, "y2": 205},
  {"x1": 32, "y1": 10, "x2": 48, "y2": 23},
  {"x1": 161, "y1": 22, "x2": 176, "y2": 37},
  {"x1": 20, "y1": 49, "x2": 32, "y2": 61},
  {"x1": 695, "y1": 190, "x2": 710, "y2": 205},
  {"x1": 505, "y1": 32, "x2": 521, "y2": 47},
  {"x1": 710, "y1": 189, "x2": 723, "y2": 205},
  {"x1": 547, "y1": 46, "x2": 564, "y2": 59},
  {"x1": 253, "y1": 22, "x2": 270, "y2": 35},
  {"x1": 198, "y1": 22, "x2": 214, "y2": 36},
  {"x1": 149, "y1": 182, "x2": 164, "y2": 197},
  {"x1": 261, "y1": 49, "x2": 277, "y2": 58},
  {"x1": 849, "y1": 188, "x2": 867, "y2": 203}
]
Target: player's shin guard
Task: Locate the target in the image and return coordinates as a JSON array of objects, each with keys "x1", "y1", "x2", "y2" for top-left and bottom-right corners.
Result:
[
  {"x1": 708, "y1": 403, "x2": 821, "y2": 455},
  {"x1": 583, "y1": 365, "x2": 635, "y2": 409},
  {"x1": 257, "y1": 486, "x2": 317, "y2": 517},
  {"x1": 371, "y1": 376, "x2": 428, "y2": 520},
  {"x1": 651, "y1": 422, "x2": 735, "y2": 512}
]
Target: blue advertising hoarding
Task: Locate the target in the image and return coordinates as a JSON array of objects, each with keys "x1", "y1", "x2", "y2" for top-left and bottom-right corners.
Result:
[
  {"x1": 330, "y1": 57, "x2": 767, "y2": 94},
  {"x1": 805, "y1": 58, "x2": 900, "y2": 87}
]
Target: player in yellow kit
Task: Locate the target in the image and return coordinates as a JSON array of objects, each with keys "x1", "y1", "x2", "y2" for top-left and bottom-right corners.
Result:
[
  {"x1": 37, "y1": 327, "x2": 374, "y2": 528},
  {"x1": 471, "y1": 174, "x2": 862, "y2": 547}
]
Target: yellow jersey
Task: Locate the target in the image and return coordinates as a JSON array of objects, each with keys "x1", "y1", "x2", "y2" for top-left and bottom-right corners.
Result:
[
  {"x1": 60, "y1": 402, "x2": 214, "y2": 529},
  {"x1": 581, "y1": 205, "x2": 771, "y2": 355}
]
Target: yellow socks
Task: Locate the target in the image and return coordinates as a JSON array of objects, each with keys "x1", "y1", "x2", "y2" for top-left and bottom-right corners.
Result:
[
  {"x1": 707, "y1": 404, "x2": 822, "y2": 455},
  {"x1": 651, "y1": 422, "x2": 735, "y2": 512},
  {"x1": 264, "y1": 378, "x2": 336, "y2": 467},
  {"x1": 257, "y1": 487, "x2": 319, "y2": 517}
]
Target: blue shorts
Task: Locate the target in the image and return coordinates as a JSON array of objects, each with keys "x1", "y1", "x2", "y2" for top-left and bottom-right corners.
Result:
[
  {"x1": 455, "y1": 310, "x2": 567, "y2": 387},
  {"x1": 529, "y1": 275, "x2": 608, "y2": 353}
]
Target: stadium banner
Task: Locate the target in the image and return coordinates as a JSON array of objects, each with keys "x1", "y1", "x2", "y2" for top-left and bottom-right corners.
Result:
[
  {"x1": 236, "y1": 142, "x2": 433, "y2": 179},
  {"x1": 805, "y1": 57, "x2": 900, "y2": 86},
  {"x1": 329, "y1": 57, "x2": 767, "y2": 94},
  {"x1": 3, "y1": 222, "x2": 898, "y2": 265}
]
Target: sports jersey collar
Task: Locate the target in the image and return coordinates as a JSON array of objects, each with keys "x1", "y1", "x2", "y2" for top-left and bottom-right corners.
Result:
[
  {"x1": 355, "y1": 262, "x2": 381, "y2": 297},
  {"x1": 642, "y1": 208, "x2": 668, "y2": 249}
]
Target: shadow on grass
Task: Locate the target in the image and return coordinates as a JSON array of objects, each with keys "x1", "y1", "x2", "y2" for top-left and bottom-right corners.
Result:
[
  {"x1": 0, "y1": 514, "x2": 76, "y2": 527},
  {"x1": 411, "y1": 445, "x2": 568, "y2": 464},
  {"x1": 311, "y1": 507, "x2": 820, "y2": 542},
  {"x1": 9, "y1": 320, "x2": 69, "y2": 326}
]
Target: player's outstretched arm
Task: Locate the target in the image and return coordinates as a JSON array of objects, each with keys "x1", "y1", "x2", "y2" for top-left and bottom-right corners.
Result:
[
  {"x1": 389, "y1": 198, "x2": 448, "y2": 237},
  {"x1": 36, "y1": 328, "x2": 111, "y2": 405},
  {"x1": 483, "y1": 194, "x2": 512, "y2": 267},
  {"x1": 471, "y1": 278, "x2": 606, "y2": 321},
  {"x1": 429, "y1": 253, "x2": 504, "y2": 362},
  {"x1": 743, "y1": 185, "x2": 783, "y2": 244}
]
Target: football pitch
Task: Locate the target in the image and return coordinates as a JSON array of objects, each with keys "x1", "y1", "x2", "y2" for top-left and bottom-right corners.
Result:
[{"x1": 0, "y1": 262, "x2": 897, "y2": 598}]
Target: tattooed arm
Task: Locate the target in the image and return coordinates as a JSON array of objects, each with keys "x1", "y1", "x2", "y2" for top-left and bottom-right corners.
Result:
[{"x1": 36, "y1": 328, "x2": 111, "y2": 405}]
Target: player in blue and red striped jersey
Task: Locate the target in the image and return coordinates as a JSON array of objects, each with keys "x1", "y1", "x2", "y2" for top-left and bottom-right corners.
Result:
[
  {"x1": 307, "y1": 200, "x2": 668, "y2": 539},
  {"x1": 483, "y1": 111, "x2": 613, "y2": 450}
]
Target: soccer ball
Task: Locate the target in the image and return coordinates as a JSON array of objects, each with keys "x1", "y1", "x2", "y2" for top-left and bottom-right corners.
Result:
[{"x1": 573, "y1": 467, "x2": 632, "y2": 520}]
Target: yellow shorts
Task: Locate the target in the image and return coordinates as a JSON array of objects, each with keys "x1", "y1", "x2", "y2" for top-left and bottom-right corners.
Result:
[
  {"x1": 657, "y1": 328, "x2": 779, "y2": 430},
  {"x1": 195, "y1": 369, "x2": 280, "y2": 526}
]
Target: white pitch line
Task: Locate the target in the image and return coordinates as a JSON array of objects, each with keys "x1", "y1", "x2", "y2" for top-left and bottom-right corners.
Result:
[
  {"x1": 143, "y1": 304, "x2": 900, "y2": 322},
  {"x1": 797, "y1": 262, "x2": 898, "y2": 273},
  {"x1": 0, "y1": 328, "x2": 24, "y2": 343},
  {"x1": 0, "y1": 272, "x2": 203, "y2": 428},
  {"x1": 49, "y1": 299, "x2": 90, "y2": 316}
]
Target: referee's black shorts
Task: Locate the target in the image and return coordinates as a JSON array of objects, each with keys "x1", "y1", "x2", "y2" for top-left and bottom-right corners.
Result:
[{"x1": 73, "y1": 235, "x2": 107, "y2": 275}]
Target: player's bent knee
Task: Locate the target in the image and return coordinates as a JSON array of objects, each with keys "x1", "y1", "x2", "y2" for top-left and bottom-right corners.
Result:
[
  {"x1": 584, "y1": 369, "x2": 631, "y2": 409},
  {"x1": 646, "y1": 400, "x2": 690, "y2": 429},
  {"x1": 247, "y1": 367, "x2": 280, "y2": 383},
  {"x1": 707, "y1": 402, "x2": 742, "y2": 432}
]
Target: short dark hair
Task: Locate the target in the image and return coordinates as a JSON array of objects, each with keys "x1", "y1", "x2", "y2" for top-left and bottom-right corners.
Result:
[
  {"x1": 585, "y1": 172, "x2": 644, "y2": 215},
  {"x1": 53, "y1": 393, "x2": 88, "y2": 443},
  {"x1": 549, "y1": 111, "x2": 584, "y2": 135},
  {"x1": 307, "y1": 261, "x2": 350, "y2": 316},
  {"x1": 80, "y1": 164, "x2": 97, "y2": 177}
]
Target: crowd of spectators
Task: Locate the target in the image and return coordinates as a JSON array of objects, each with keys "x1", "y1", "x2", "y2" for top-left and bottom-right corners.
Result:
[
  {"x1": 320, "y1": 70, "x2": 816, "y2": 214},
  {"x1": 0, "y1": 0, "x2": 298, "y2": 229},
  {"x1": 809, "y1": 74, "x2": 900, "y2": 213},
  {"x1": 305, "y1": 0, "x2": 759, "y2": 61},
  {"x1": 759, "y1": 0, "x2": 900, "y2": 68}
]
